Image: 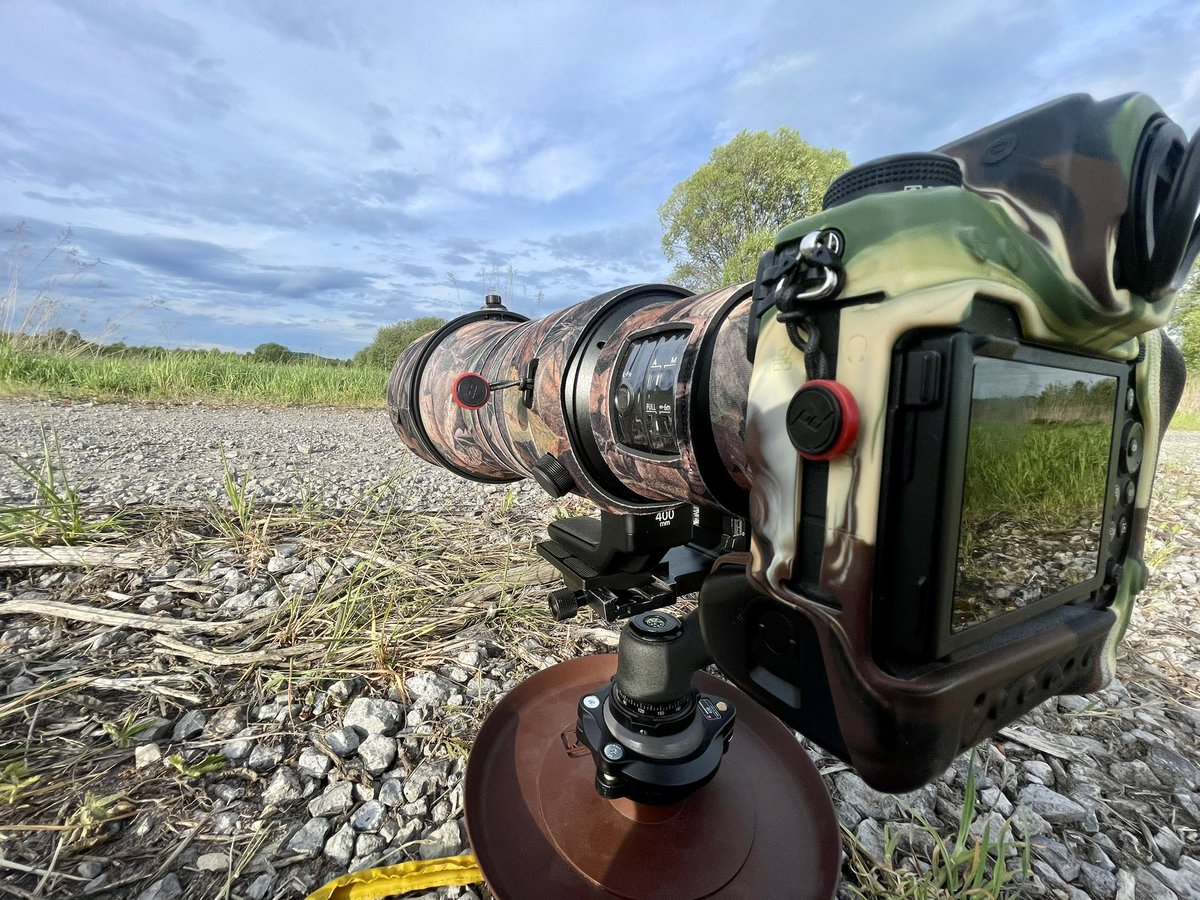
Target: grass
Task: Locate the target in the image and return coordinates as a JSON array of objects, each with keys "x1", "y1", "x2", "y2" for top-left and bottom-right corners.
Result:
[
  {"x1": 842, "y1": 755, "x2": 1030, "y2": 899},
  {"x1": 1171, "y1": 382, "x2": 1200, "y2": 431},
  {"x1": 0, "y1": 344, "x2": 388, "y2": 408},
  {"x1": 0, "y1": 426, "x2": 129, "y2": 545},
  {"x1": 961, "y1": 420, "x2": 1110, "y2": 534}
]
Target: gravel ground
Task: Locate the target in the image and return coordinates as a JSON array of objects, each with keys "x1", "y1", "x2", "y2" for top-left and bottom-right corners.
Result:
[{"x1": 1, "y1": 399, "x2": 1198, "y2": 900}]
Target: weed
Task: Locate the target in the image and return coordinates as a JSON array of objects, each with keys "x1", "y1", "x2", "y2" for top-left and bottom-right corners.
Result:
[
  {"x1": 101, "y1": 712, "x2": 156, "y2": 749},
  {"x1": 0, "y1": 762, "x2": 40, "y2": 805},
  {"x1": 166, "y1": 754, "x2": 227, "y2": 777},
  {"x1": 842, "y1": 753, "x2": 1030, "y2": 899},
  {"x1": 0, "y1": 425, "x2": 126, "y2": 545}
]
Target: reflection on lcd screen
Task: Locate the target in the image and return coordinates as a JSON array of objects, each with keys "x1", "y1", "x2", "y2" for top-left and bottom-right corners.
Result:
[{"x1": 953, "y1": 359, "x2": 1116, "y2": 632}]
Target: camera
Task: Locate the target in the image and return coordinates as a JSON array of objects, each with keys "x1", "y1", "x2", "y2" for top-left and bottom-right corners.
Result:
[{"x1": 388, "y1": 92, "x2": 1195, "y2": 793}]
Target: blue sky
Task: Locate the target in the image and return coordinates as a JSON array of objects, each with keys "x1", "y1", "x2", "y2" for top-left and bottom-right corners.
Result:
[{"x1": 2, "y1": 1, "x2": 1197, "y2": 358}]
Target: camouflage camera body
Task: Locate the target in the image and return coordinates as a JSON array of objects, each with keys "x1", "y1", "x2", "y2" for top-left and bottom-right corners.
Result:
[{"x1": 390, "y1": 92, "x2": 1193, "y2": 791}]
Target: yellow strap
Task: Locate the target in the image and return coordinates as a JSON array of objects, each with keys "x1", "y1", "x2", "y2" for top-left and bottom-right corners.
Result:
[{"x1": 305, "y1": 854, "x2": 484, "y2": 900}]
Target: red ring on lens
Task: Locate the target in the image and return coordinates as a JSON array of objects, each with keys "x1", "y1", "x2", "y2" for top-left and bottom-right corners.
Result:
[{"x1": 452, "y1": 372, "x2": 491, "y2": 410}]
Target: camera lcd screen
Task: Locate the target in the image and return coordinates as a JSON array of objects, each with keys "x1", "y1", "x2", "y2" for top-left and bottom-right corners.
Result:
[{"x1": 952, "y1": 358, "x2": 1116, "y2": 632}]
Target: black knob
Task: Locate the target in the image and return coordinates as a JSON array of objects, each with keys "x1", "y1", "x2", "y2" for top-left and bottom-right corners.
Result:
[
  {"x1": 823, "y1": 152, "x2": 963, "y2": 209},
  {"x1": 786, "y1": 380, "x2": 860, "y2": 461},
  {"x1": 548, "y1": 587, "x2": 580, "y2": 621},
  {"x1": 484, "y1": 293, "x2": 504, "y2": 308},
  {"x1": 532, "y1": 453, "x2": 575, "y2": 498}
]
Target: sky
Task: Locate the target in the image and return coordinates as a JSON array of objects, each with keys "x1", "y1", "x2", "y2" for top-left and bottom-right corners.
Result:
[{"x1": 1, "y1": 0, "x2": 1198, "y2": 358}]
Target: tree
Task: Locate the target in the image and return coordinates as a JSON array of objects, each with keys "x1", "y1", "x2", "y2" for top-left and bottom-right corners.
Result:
[
  {"x1": 251, "y1": 341, "x2": 294, "y2": 363},
  {"x1": 1169, "y1": 265, "x2": 1200, "y2": 374},
  {"x1": 353, "y1": 317, "x2": 446, "y2": 368},
  {"x1": 658, "y1": 129, "x2": 850, "y2": 291}
]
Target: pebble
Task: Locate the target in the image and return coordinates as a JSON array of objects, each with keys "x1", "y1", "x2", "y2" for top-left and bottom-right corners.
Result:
[
  {"x1": 308, "y1": 781, "x2": 355, "y2": 817},
  {"x1": 325, "y1": 726, "x2": 361, "y2": 757},
  {"x1": 262, "y1": 767, "x2": 303, "y2": 805},
  {"x1": 344, "y1": 697, "x2": 404, "y2": 736},
  {"x1": 136, "y1": 875, "x2": 182, "y2": 900},
  {"x1": 221, "y1": 727, "x2": 257, "y2": 761},
  {"x1": 286, "y1": 817, "x2": 331, "y2": 859},
  {"x1": 172, "y1": 710, "x2": 206, "y2": 741},
  {"x1": 358, "y1": 734, "x2": 397, "y2": 774},
  {"x1": 247, "y1": 742, "x2": 284, "y2": 773},
  {"x1": 324, "y1": 822, "x2": 356, "y2": 866},
  {"x1": 418, "y1": 820, "x2": 463, "y2": 860},
  {"x1": 135, "y1": 743, "x2": 162, "y2": 769},
  {"x1": 196, "y1": 852, "x2": 226, "y2": 872},
  {"x1": 298, "y1": 747, "x2": 333, "y2": 778},
  {"x1": 351, "y1": 799, "x2": 386, "y2": 832},
  {"x1": 1017, "y1": 785, "x2": 1088, "y2": 825}
]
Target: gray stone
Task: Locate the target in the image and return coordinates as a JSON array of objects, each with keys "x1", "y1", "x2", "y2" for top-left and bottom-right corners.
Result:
[
  {"x1": 135, "y1": 743, "x2": 162, "y2": 769},
  {"x1": 172, "y1": 710, "x2": 206, "y2": 741},
  {"x1": 1058, "y1": 694, "x2": 1092, "y2": 713},
  {"x1": 344, "y1": 697, "x2": 403, "y2": 736},
  {"x1": 1017, "y1": 785, "x2": 1087, "y2": 825},
  {"x1": 357, "y1": 734, "x2": 397, "y2": 774},
  {"x1": 404, "y1": 759, "x2": 450, "y2": 804},
  {"x1": 1150, "y1": 862, "x2": 1200, "y2": 898},
  {"x1": 262, "y1": 767, "x2": 303, "y2": 806},
  {"x1": 969, "y1": 811, "x2": 1009, "y2": 847},
  {"x1": 401, "y1": 797, "x2": 429, "y2": 819},
  {"x1": 1133, "y1": 867, "x2": 1179, "y2": 900},
  {"x1": 247, "y1": 742, "x2": 284, "y2": 773},
  {"x1": 351, "y1": 799, "x2": 386, "y2": 832},
  {"x1": 325, "y1": 726, "x2": 361, "y2": 757},
  {"x1": 1111, "y1": 760, "x2": 1162, "y2": 789},
  {"x1": 1152, "y1": 826, "x2": 1185, "y2": 867},
  {"x1": 1021, "y1": 760, "x2": 1055, "y2": 786},
  {"x1": 392, "y1": 817, "x2": 423, "y2": 848},
  {"x1": 980, "y1": 786, "x2": 1014, "y2": 816},
  {"x1": 418, "y1": 820, "x2": 463, "y2": 860},
  {"x1": 1031, "y1": 835, "x2": 1081, "y2": 883},
  {"x1": 211, "y1": 809, "x2": 240, "y2": 835},
  {"x1": 136, "y1": 875, "x2": 182, "y2": 900},
  {"x1": 1146, "y1": 746, "x2": 1200, "y2": 790},
  {"x1": 221, "y1": 727, "x2": 256, "y2": 761},
  {"x1": 1078, "y1": 861, "x2": 1118, "y2": 900},
  {"x1": 854, "y1": 818, "x2": 886, "y2": 861},
  {"x1": 405, "y1": 672, "x2": 455, "y2": 707},
  {"x1": 204, "y1": 705, "x2": 246, "y2": 738},
  {"x1": 286, "y1": 817, "x2": 331, "y2": 859},
  {"x1": 356, "y1": 832, "x2": 386, "y2": 859},
  {"x1": 308, "y1": 781, "x2": 355, "y2": 817},
  {"x1": 139, "y1": 717, "x2": 173, "y2": 742},
  {"x1": 328, "y1": 678, "x2": 357, "y2": 704},
  {"x1": 246, "y1": 874, "x2": 275, "y2": 900},
  {"x1": 77, "y1": 861, "x2": 103, "y2": 879},
  {"x1": 1010, "y1": 804, "x2": 1052, "y2": 838},
  {"x1": 324, "y1": 822, "x2": 356, "y2": 866},
  {"x1": 836, "y1": 772, "x2": 901, "y2": 820},
  {"x1": 377, "y1": 776, "x2": 405, "y2": 807},
  {"x1": 298, "y1": 747, "x2": 332, "y2": 779},
  {"x1": 196, "y1": 852, "x2": 226, "y2": 872}
]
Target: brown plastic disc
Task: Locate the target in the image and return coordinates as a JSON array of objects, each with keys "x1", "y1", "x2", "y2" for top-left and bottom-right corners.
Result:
[{"x1": 464, "y1": 654, "x2": 840, "y2": 899}]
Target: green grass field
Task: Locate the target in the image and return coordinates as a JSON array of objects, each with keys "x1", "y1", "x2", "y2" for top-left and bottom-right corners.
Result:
[{"x1": 0, "y1": 346, "x2": 389, "y2": 408}]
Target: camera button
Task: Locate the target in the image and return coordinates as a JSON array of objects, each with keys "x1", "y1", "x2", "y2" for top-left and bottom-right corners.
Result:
[
  {"x1": 786, "y1": 380, "x2": 860, "y2": 461},
  {"x1": 1121, "y1": 421, "x2": 1144, "y2": 474}
]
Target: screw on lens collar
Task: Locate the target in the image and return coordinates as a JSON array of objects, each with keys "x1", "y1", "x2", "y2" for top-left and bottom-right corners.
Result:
[{"x1": 786, "y1": 380, "x2": 860, "y2": 461}]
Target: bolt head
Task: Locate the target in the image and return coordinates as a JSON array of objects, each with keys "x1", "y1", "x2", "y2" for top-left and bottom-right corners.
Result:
[
  {"x1": 583, "y1": 695, "x2": 600, "y2": 709},
  {"x1": 603, "y1": 743, "x2": 624, "y2": 761}
]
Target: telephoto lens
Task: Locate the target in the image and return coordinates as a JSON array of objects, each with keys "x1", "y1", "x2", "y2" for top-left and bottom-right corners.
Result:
[{"x1": 388, "y1": 283, "x2": 755, "y2": 516}]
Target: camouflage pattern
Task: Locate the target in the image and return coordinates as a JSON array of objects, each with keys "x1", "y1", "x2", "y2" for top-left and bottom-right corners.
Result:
[
  {"x1": 390, "y1": 285, "x2": 765, "y2": 514},
  {"x1": 588, "y1": 284, "x2": 753, "y2": 511},
  {"x1": 737, "y1": 93, "x2": 1184, "y2": 784}
]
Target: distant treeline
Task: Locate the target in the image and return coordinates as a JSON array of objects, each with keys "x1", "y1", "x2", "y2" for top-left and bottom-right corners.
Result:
[{"x1": 1, "y1": 316, "x2": 449, "y2": 369}]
